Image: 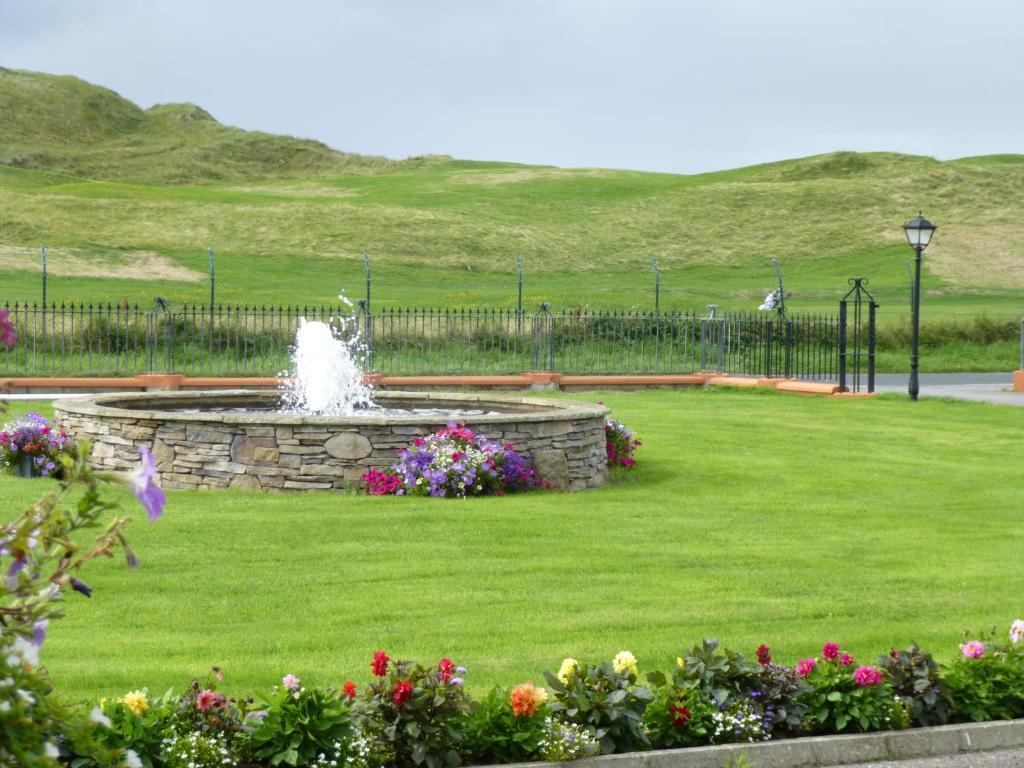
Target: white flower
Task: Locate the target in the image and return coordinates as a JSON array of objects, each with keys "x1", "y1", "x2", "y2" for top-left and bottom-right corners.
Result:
[
  {"x1": 123, "y1": 749, "x2": 143, "y2": 768},
  {"x1": 9, "y1": 635, "x2": 40, "y2": 667},
  {"x1": 44, "y1": 742, "x2": 59, "y2": 758},
  {"x1": 0, "y1": 701, "x2": 9, "y2": 712},
  {"x1": 1010, "y1": 619, "x2": 1024, "y2": 644},
  {"x1": 90, "y1": 706, "x2": 112, "y2": 727}
]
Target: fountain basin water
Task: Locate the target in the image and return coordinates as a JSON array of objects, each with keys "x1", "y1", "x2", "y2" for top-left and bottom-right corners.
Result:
[{"x1": 54, "y1": 390, "x2": 609, "y2": 492}]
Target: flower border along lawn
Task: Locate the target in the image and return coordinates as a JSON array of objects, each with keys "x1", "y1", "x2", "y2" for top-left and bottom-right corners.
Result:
[{"x1": 0, "y1": 388, "x2": 1021, "y2": 703}]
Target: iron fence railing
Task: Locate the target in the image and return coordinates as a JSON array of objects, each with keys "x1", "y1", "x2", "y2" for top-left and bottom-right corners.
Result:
[{"x1": 0, "y1": 303, "x2": 840, "y2": 380}]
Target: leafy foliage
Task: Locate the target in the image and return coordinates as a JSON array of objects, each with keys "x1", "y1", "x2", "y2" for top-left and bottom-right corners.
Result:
[
  {"x1": 460, "y1": 687, "x2": 546, "y2": 764},
  {"x1": 360, "y1": 657, "x2": 473, "y2": 768},
  {"x1": 797, "y1": 655, "x2": 908, "y2": 734},
  {"x1": 243, "y1": 683, "x2": 354, "y2": 767},
  {"x1": 544, "y1": 658, "x2": 653, "y2": 755},
  {"x1": 878, "y1": 644, "x2": 953, "y2": 727},
  {"x1": 946, "y1": 634, "x2": 1024, "y2": 722},
  {"x1": 643, "y1": 683, "x2": 716, "y2": 749}
]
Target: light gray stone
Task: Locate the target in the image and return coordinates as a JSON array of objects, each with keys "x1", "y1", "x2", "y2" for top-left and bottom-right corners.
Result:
[
  {"x1": 532, "y1": 449, "x2": 569, "y2": 490},
  {"x1": 324, "y1": 432, "x2": 373, "y2": 460}
]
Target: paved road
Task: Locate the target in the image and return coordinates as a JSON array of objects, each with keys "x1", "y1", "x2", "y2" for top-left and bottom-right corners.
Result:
[
  {"x1": 872, "y1": 373, "x2": 1024, "y2": 407},
  {"x1": 823, "y1": 747, "x2": 1024, "y2": 767}
]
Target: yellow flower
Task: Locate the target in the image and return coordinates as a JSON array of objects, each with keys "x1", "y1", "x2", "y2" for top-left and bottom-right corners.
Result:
[
  {"x1": 120, "y1": 690, "x2": 149, "y2": 716},
  {"x1": 612, "y1": 650, "x2": 638, "y2": 676},
  {"x1": 676, "y1": 656, "x2": 685, "y2": 669},
  {"x1": 557, "y1": 657, "x2": 578, "y2": 685},
  {"x1": 535, "y1": 686, "x2": 549, "y2": 703}
]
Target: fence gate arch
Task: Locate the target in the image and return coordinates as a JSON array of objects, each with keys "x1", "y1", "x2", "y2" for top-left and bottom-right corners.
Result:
[{"x1": 838, "y1": 278, "x2": 878, "y2": 393}]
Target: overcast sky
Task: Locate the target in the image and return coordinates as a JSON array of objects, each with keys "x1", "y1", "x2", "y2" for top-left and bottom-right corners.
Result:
[{"x1": 1, "y1": 0, "x2": 1022, "y2": 174}]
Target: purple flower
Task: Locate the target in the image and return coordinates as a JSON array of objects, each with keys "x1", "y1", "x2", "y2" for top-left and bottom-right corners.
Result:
[
  {"x1": 106, "y1": 445, "x2": 166, "y2": 521},
  {"x1": 32, "y1": 619, "x2": 48, "y2": 648},
  {"x1": 70, "y1": 577, "x2": 93, "y2": 597},
  {"x1": 450, "y1": 677, "x2": 464, "y2": 686},
  {"x1": 5, "y1": 557, "x2": 26, "y2": 590}
]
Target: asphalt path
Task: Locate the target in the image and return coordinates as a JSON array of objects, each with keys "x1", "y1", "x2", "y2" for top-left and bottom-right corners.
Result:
[
  {"x1": 872, "y1": 372, "x2": 1024, "y2": 407},
  {"x1": 822, "y1": 747, "x2": 1024, "y2": 767}
]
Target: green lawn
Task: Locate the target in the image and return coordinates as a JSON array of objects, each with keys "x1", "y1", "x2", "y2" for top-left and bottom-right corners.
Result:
[{"x1": 2, "y1": 390, "x2": 1023, "y2": 708}]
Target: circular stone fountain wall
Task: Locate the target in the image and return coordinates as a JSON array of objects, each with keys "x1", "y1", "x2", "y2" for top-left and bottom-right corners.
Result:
[{"x1": 54, "y1": 391, "x2": 609, "y2": 492}]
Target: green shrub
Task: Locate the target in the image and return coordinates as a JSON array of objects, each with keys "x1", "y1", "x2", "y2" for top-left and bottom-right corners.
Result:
[
  {"x1": 643, "y1": 683, "x2": 716, "y2": 749},
  {"x1": 795, "y1": 648, "x2": 908, "y2": 734},
  {"x1": 543, "y1": 653, "x2": 653, "y2": 755},
  {"x1": 359, "y1": 654, "x2": 473, "y2": 768},
  {"x1": 878, "y1": 644, "x2": 953, "y2": 727},
  {"x1": 460, "y1": 686, "x2": 547, "y2": 764},
  {"x1": 946, "y1": 634, "x2": 1024, "y2": 722},
  {"x1": 243, "y1": 678, "x2": 355, "y2": 767}
]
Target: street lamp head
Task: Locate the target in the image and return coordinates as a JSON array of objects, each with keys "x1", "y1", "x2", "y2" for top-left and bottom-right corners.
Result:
[{"x1": 904, "y1": 211, "x2": 937, "y2": 250}]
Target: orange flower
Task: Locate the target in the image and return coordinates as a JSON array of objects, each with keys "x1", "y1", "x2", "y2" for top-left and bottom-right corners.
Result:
[{"x1": 509, "y1": 682, "x2": 546, "y2": 718}]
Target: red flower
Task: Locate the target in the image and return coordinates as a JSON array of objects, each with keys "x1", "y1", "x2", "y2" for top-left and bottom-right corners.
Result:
[
  {"x1": 343, "y1": 681, "x2": 357, "y2": 699},
  {"x1": 756, "y1": 644, "x2": 772, "y2": 665},
  {"x1": 393, "y1": 679, "x2": 414, "y2": 707},
  {"x1": 670, "y1": 703, "x2": 692, "y2": 727},
  {"x1": 437, "y1": 657, "x2": 455, "y2": 682},
  {"x1": 371, "y1": 650, "x2": 390, "y2": 676}
]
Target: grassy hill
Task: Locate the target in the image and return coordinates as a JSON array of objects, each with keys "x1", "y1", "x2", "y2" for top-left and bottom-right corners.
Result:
[
  {"x1": 1, "y1": 69, "x2": 1022, "y2": 350},
  {"x1": 0, "y1": 67, "x2": 421, "y2": 183}
]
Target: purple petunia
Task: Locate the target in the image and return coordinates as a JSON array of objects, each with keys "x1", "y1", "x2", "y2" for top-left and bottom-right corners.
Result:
[{"x1": 126, "y1": 445, "x2": 166, "y2": 521}]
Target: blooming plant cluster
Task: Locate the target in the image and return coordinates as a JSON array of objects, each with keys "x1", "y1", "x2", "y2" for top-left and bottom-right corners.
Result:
[
  {"x1": 0, "y1": 422, "x2": 167, "y2": 763},
  {"x1": 796, "y1": 642, "x2": 908, "y2": 734},
  {"x1": 0, "y1": 412, "x2": 74, "y2": 477},
  {"x1": 604, "y1": 418, "x2": 641, "y2": 468},
  {"x1": 7, "y1": 627, "x2": 1024, "y2": 766},
  {"x1": 362, "y1": 422, "x2": 545, "y2": 497}
]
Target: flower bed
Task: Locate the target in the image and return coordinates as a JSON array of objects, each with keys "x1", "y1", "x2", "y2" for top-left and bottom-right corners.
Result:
[
  {"x1": 6, "y1": 627, "x2": 1024, "y2": 767},
  {"x1": 364, "y1": 418, "x2": 641, "y2": 497},
  {"x1": 362, "y1": 422, "x2": 545, "y2": 497},
  {"x1": 0, "y1": 412, "x2": 74, "y2": 478}
]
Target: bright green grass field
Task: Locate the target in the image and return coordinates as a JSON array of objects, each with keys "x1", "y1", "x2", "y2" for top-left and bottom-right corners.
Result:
[{"x1": 2, "y1": 390, "x2": 1023, "y2": 708}]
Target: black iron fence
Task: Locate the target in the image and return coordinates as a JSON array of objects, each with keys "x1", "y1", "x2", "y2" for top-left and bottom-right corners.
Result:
[{"x1": 0, "y1": 303, "x2": 840, "y2": 380}]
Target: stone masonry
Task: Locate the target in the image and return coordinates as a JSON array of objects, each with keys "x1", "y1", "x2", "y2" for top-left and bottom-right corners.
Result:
[{"x1": 54, "y1": 391, "x2": 609, "y2": 492}]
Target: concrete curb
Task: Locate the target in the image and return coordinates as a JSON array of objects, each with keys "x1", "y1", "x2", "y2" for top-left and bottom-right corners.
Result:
[{"x1": 501, "y1": 719, "x2": 1024, "y2": 768}]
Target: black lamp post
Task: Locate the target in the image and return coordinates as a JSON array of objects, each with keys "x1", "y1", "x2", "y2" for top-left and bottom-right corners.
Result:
[{"x1": 903, "y1": 211, "x2": 937, "y2": 400}]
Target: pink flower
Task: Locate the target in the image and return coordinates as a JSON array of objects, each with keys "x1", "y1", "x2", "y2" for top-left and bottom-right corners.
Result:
[
  {"x1": 822, "y1": 642, "x2": 840, "y2": 661},
  {"x1": 960, "y1": 640, "x2": 985, "y2": 659},
  {"x1": 795, "y1": 658, "x2": 817, "y2": 678},
  {"x1": 196, "y1": 689, "x2": 226, "y2": 711},
  {"x1": 854, "y1": 666, "x2": 883, "y2": 686},
  {"x1": 0, "y1": 307, "x2": 16, "y2": 349},
  {"x1": 283, "y1": 674, "x2": 301, "y2": 690},
  {"x1": 840, "y1": 652, "x2": 855, "y2": 666}
]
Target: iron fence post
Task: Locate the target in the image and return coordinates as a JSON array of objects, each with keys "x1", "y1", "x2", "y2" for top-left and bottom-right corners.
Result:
[
  {"x1": 717, "y1": 318, "x2": 725, "y2": 372},
  {"x1": 363, "y1": 251, "x2": 371, "y2": 314},
  {"x1": 41, "y1": 245, "x2": 47, "y2": 306},
  {"x1": 651, "y1": 256, "x2": 660, "y2": 315},
  {"x1": 838, "y1": 300, "x2": 848, "y2": 391},
  {"x1": 784, "y1": 320, "x2": 794, "y2": 379},
  {"x1": 765, "y1": 319, "x2": 774, "y2": 378},
  {"x1": 868, "y1": 299, "x2": 877, "y2": 393},
  {"x1": 699, "y1": 319, "x2": 707, "y2": 373}
]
